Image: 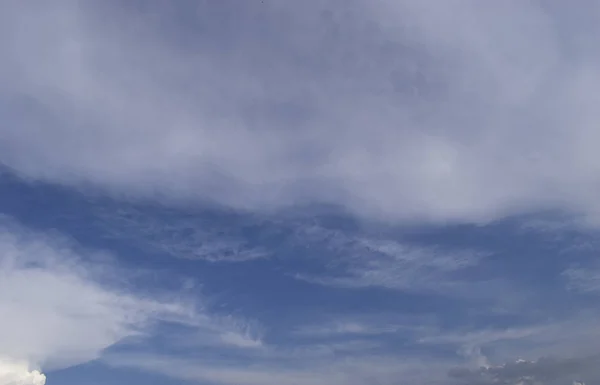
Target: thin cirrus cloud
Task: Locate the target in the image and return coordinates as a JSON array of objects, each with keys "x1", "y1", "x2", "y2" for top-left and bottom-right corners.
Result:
[
  {"x1": 291, "y1": 312, "x2": 437, "y2": 340},
  {"x1": 104, "y1": 350, "x2": 455, "y2": 385},
  {"x1": 100, "y1": 206, "x2": 492, "y2": 295},
  {"x1": 1, "y1": 1, "x2": 600, "y2": 224},
  {"x1": 562, "y1": 264, "x2": 600, "y2": 294},
  {"x1": 291, "y1": 224, "x2": 488, "y2": 294},
  {"x1": 92, "y1": 204, "x2": 271, "y2": 262}
]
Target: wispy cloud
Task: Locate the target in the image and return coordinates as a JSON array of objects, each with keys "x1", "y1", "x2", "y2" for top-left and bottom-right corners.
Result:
[
  {"x1": 93, "y1": 205, "x2": 270, "y2": 262},
  {"x1": 104, "y1": 350, "x2": 453, "y2": 385},
  {"x1": 293, "y1": 320, "x2": 401, "y2": 337},
  {"x1": 291, "y1": 224, "x2": 487, "y2": 294},
  {"x1": 562, "y1": 264, "x2": 600, "y2": 294}
]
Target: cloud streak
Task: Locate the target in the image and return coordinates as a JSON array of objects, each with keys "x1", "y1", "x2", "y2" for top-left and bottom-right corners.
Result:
[
  {"x1": 93, "y1": 204, "x2": 270, "y2": 262},
  {"x1": 105, "y1": 351, "x2": 453, "y2": 385},
  {"x1": 291, "y1": 224, "x2": 488, "y2": 295}
]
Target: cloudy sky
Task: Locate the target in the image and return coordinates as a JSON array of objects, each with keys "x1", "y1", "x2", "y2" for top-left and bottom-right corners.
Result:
[{"x1": 2, "y1": 1, "x2": 600, "y2": 384}]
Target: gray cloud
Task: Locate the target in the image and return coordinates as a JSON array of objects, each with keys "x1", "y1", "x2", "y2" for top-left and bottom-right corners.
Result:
[{"x1": 2, "y1": 1, "x2": 600, "y2": 224}]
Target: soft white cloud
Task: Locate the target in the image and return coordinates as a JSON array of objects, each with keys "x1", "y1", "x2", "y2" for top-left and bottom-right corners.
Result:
[
  {"x1": 0, "y1": 359, "x2": 45, "y2": 385},
  {"x1": 0, "y1": 215, "x2": 249, "y2": 382},
  {"x1": 1, "y1": 1, "x2": 600, "y2": 224}
]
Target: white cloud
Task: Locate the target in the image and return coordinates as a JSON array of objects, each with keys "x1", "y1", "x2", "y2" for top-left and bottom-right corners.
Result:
[
  {"x1": 1, "y1": 1, "x2": 600, "y2": 224},
  {"x1": 0, "y1": 215, "x2": 240, "y2": 382},
  {"x1": 0, "y1": 359, "x2": 45, "y2": 385}
]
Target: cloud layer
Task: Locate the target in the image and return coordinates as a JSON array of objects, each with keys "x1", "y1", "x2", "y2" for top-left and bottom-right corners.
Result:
[{"x1": 2, "y1": 1, "x2": 600, "y2": 224}]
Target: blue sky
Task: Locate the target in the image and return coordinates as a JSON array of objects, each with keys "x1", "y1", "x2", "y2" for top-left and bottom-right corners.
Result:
[{"x1": 2, "y1": 1, "x2": 600, "y2": 384}]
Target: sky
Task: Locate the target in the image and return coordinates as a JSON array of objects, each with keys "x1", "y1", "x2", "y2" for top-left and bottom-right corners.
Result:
[{"x1": 2, "y1": 0, "x2": 600, "y2": 384}]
